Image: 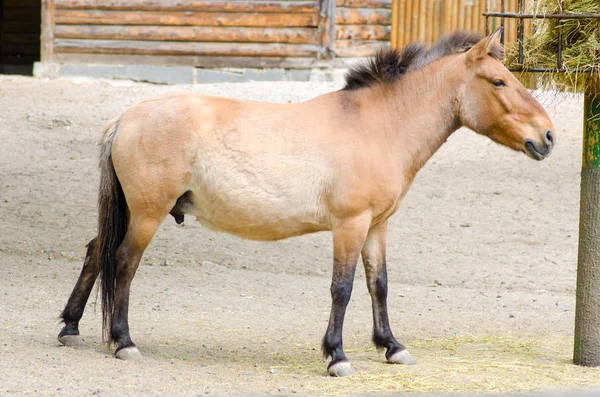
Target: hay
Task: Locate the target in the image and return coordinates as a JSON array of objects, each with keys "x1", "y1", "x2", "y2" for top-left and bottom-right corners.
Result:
[
  {"x1": 272, "y1": 334, "x2": 600, "y2": 396},
  {"x1": 505, "y1": 0, "x2": 600, "y2": 94}
]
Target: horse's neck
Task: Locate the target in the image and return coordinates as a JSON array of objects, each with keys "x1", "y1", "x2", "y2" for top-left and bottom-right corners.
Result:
[{"x1": 381, "y1": 58, "x2": 463, "y2": 179}]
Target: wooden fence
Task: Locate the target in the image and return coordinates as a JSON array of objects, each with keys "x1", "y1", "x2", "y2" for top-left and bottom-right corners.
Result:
[{"x1": 391, "y1": 0, "x2": 529, "y2": 48}]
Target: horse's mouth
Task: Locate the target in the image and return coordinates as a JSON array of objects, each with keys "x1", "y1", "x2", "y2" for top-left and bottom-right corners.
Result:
[{"x1": 525, "y1": 140, "x2": 551, "y2": 161}]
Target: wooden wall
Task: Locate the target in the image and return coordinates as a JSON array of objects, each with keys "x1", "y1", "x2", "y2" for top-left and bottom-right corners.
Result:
[
  {"x1": 335, "y1": 0, "x2": 392, "y2": 57},
  {"x1": 47, "y1": 0, "x2": 338, "y2": 68},
  {"x1": 391, "y1": 0, "x2": 529, "y2": 48},
  {"x1": 40, "y1": 0, "x2": 393, "y2": 69},
  {"x1": 1, "y1": 0, "x2": 41, "y2": 67}
]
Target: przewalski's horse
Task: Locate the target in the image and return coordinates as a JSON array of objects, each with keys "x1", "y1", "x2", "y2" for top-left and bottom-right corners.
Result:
[{"x1": 58, "y1": 29, "x2": 555, "y2": 377}]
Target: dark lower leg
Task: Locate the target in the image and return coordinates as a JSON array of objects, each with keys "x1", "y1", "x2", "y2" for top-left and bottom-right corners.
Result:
[
  {"x1": 59, "y1": 237, "x2": 99, "y2": 338},
  {"x1": 361, "y1": 222, "x2": 406, "y2": 360},
  {"x1": 110, "y1": 245, "x2": 141, "y2": 352},
  {"x1": 322, "y1": 262, "x2": 357, "y2": 366},
  {"x1": 367, "y1": 263, "x2": 405, "y2": 359}
]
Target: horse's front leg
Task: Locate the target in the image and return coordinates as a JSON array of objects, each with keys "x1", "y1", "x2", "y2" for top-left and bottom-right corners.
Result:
[
  {"x1": 361, "y1": 220, "x2": 415, "y2": 365},
  {"x1": 322, "y1": 216, "x2": 370, "y2": 377}
]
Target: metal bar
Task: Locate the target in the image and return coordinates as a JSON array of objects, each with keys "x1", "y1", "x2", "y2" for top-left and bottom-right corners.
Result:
[
  {"x1": 508, "y1": 67, "x2": 597, "y2": 72},
  {"x1": 485, "y1": 0, "x2": 490, "y2": 35},
  {"x1": 557, "y1": 22, "x2": 563, "y2": 70},
  {"x1": 517, "y1": 0, "x2": 524, "y2": 65},
  {"x1": 500, "y1": 0, "x2": 505, "y2": 45},
  {"x1": 483, "y1": 12, "x2": 600, "y2": 19}
]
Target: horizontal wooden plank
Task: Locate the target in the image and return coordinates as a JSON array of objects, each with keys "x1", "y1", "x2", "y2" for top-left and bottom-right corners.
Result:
[
  {"x1": 335, "y1": 39, "x2": 388, "y2": 57},
  {"x1": 333, "y1": 57, "x2": 364, "y2": 68},
  {"x1": 55, "y1": 0, "x2": 318, "y2": 13},
  {"x1": 1, "y1": 21, "x2": 41, "y2": 34},
  {"x1": 336, "y1": 0, "x2": 392, "y2": 8},
  {"x1": 4, "y1": 0, "x2": 40, "y2": 7},
  {"x1": 52, "y1": 53, "x2": 329, "y2": 68},
  {"x1": 54, "y1": 39, "x2": 319, "y2": 57},
  {"x1": 55, "y1": 10, "x2": 319, "y2": 27},
  {"x1": 55, "y1": 25, "x2": 318, "y2": 44},
  {"x1": 336, "y1": 24, "x2": 390, "y2": 40},
  {"x1": 1, "y1": 33, "x2": 41, "y2": 45},
  {"x1": 336, "y1": 7, "x2": 391, "y2": 25}
]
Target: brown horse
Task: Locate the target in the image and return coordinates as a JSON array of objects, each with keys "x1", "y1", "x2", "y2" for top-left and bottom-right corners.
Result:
[{"x1": 58, "y1": 29, "x2": 555, "y2": 377}]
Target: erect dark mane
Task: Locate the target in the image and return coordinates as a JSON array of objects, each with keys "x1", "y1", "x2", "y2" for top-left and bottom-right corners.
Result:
[
  {"x1": 342, "y1": 43, "x2": 426, "y2": 91},
  {"x1": 342, "y1": 31, "x2": 504, "y2": 91}
]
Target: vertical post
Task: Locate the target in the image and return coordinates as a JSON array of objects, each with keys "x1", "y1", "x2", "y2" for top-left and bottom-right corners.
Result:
[
  {"x1": 317, "y1": 0, "x2": 335, "y2": 60},
  {"x1": 40, "y1": 0, "x2": 55, "y2": 62},
  {"x1": 391, "y1": 0, "x2": 398, "y2": 48},
  {"x1": 574, "y1": 90, "x2": 600, "y2": 367}
]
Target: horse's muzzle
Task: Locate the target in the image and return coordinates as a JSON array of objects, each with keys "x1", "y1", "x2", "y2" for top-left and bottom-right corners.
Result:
[{"x1": 525, "y1": 129, "x2": 554, "y2": 161}]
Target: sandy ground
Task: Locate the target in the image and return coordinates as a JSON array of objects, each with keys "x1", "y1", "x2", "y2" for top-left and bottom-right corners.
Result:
[{"x1": 0, "y1": 75, "x2": 599, "y2": 396}]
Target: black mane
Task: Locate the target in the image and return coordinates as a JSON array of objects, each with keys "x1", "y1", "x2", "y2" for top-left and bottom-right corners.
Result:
[
  {"x1": 342, "y1": 43, "x2": 426, "y2": 91},
  {"x1": 342, "y1": 31, "x2": 503, "y2": 91}
]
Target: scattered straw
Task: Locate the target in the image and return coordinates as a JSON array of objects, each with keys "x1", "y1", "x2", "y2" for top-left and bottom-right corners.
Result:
[{"x1": 275, "y1": 334, "x2": 600, "y2": 396}]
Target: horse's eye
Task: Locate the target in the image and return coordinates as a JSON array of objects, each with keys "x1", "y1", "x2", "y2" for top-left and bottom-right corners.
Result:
[{"x1": 493, "y1": 79, "x2": 506, "y2": 87}]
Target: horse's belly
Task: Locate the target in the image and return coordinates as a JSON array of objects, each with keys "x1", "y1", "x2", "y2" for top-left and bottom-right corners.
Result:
[{"x1": 187, "y1": 184, "x2": 330, "y2": 241}]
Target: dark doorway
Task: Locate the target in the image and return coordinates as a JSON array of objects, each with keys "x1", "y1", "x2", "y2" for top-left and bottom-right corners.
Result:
[{"x1": 0, "y1": 0, "x2": 41, "y2": 75}]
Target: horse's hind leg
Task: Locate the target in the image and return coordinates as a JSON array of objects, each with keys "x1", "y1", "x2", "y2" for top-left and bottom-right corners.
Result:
[
  {"x1": 361, "y1": 221, "x2": 415, "y2": 365},
  {"x1": 110, "y1": 212, "x2": 165, "y2": 360},
  {"x1": 322, "y1": 216, "x2": 370, "y2": 377},
  {"x1": 58, "y1": 237, "x2": 99, "y2": 347}
]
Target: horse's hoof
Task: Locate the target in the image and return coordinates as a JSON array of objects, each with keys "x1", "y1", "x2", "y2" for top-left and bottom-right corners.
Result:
[
  {"x1": 58, "y1": 334, "x2": 85, "y2": 347},
  {"x1": 328, "y1": 361, "x2": 358, "y2": 377},
  {"x1": 115, "y1": 346, "x2": 143, "y2": 361},
  {"x1": 388, "y1": 349, "x2": 416, "y2": 365}
]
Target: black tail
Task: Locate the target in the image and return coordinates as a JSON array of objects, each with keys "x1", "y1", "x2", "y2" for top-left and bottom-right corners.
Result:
[{"x1": 96, "y1": 117, "x2": 128, "y2": 343}]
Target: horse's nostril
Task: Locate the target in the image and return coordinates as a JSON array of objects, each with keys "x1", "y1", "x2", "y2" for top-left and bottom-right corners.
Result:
[{"x1": 545, "y1": 130, "x2": 555, "y2": 145}]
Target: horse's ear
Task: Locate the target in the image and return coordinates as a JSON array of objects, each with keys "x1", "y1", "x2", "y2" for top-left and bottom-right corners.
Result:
[{"x1": 468, "y1": 27, "x2": 503, "y2": 61}]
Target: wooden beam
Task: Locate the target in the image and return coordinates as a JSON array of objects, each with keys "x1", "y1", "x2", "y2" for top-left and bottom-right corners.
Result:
[
  {"x1": 55, "y1": 10, "x2": 319, "y2": 27},
  {"x1": 55, "y1": 25, "x2": 319, "y2": 44},
  {"x1": 574, "y1": 91, "x2": 600, "y2": 368},
  {"x1": 53, "y1": 53, "x2": 329, "y2": 68},
  {"x1": 336, "y1": 24, "x2": 390, "y2": 40},
  {"x1": 335, "y1": 39, "x2": 388, "y2": 57},
  {"x1": 390, "y1": 0, "x2": 398, "y2": 47},
  {"x1": 41, "y1": 0, "x2": 55, "y2": 62},
  {"x1": 54, "y1": 0, "x2": 318, "y2": 13},
  {"x1": 54, "y1": 39, "x2": 320, "y2": 57},
  {"x1": 335, "y1": 0, "x2": 392, "y2": 8},
  {"x1": 318, "y1": 0, "x2": 336, "y2": 59},
  {"x1": 336, "y1": 7, "x2": 392, "y2": 25}
]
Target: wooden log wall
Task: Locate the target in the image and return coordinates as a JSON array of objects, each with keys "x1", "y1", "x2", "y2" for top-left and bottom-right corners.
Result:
[
  {"x1": 335, "y1": 0, "x2": 392, "y2": 57},
  {"x1": 1, "y1": 0, "x2": 41, "y2": 65},
  {"x1": 50, "y1": 0, "x2": 331, "y2": 68},
  {"x1": 391, "y1": 0, "x2": 531, "y2": 49}
]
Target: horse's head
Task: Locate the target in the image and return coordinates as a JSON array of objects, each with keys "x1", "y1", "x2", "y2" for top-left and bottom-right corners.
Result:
[{"x1": 458, "y1": 28, "x2": 555, "y2": 160}]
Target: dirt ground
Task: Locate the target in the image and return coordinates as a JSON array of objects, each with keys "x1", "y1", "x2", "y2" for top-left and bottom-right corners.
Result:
[{"x1": 1, "y1": 75, "x2": 599, "y2": 396}]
